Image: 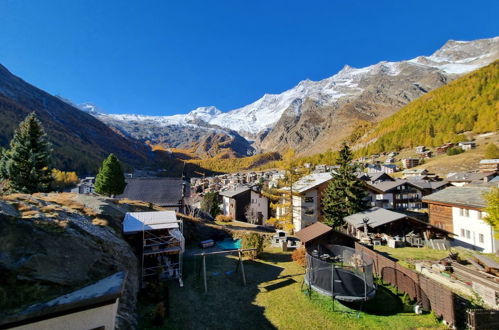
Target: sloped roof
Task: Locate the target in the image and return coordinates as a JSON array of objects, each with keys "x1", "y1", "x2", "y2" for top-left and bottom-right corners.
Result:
[
  {"x1": 403, "y1": 169, "x2": 428, "y2": 174},
  {"x1": 368, "y1": 172, "x2": 394, "y2": 182},
  {"x1": 344, "y1": 207, "x2": 407, "y2": 228},
  {"x1": 367, "y1": 180, "x2": 406, "y2": 193},
  {"x1": 480, "y1": 159, "x2": 499, "y2": 164},
  {"x1": 407, "y1": 180, "x2": 448, "y2": 190},
  {"x1": 0, "y1": 272, "x2": 126, "y2": 328},
  {"x1": 219, "y1": 185, "x2": 251, "y2": 198},
  {"x1": 446, "y1": 172, "x2": 491, "y2": 182},
  {"x1": 295, "y1": 222, "x2": 333, "y2": 243},
  {"x1": 118, "y1": 177, "x2": 184, "y2": 206},
  {"x1": 291, "y1": 172, "x2": 333, "y2": 193},
  {"x1": 422, "y1": 186, "x2": 491, "y2": 209},
  {"x1": 123, "y1": 211, "x2": 179, "y2": 233}
]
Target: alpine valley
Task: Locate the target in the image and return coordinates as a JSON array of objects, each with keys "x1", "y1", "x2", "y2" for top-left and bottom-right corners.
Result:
[{"x1": 0, "y1": 37, "x2": 498, "y2": 174}]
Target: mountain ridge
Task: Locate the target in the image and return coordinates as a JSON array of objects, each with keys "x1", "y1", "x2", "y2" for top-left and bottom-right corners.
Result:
[
  {"x1": 0, "y1": 64, "x2": 154, "y2": 174},
  {"x1": 86, "y1": 36, "x2": 498, "y2": 155}
]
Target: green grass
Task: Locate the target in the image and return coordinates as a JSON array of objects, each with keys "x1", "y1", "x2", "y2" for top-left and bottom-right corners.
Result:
[{"x1": 138, "y1": 248, "x2": 443, "y2": 329}]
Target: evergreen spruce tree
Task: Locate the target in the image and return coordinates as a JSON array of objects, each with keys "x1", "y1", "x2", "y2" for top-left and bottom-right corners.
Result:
[
  {"x1": 94, "y1": 154, "x2": 126, "y2": 197},
  {"x1": 3, "y1": 113, "x2": 52, "y2": 193},
  {"x1": 322, "y1": 143, "x2": 367, "y2": 228},
  {"x1": 200, "y1": 191, "x2": 221, "y2": 218},
  {"x1": 0, "y1": 147, "x2": 7, "y2": 180}
]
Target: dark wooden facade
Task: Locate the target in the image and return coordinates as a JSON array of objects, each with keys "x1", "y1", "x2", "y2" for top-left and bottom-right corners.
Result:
[{"x1": 428, "y1": 202, "x2": 454, "y2": 233}]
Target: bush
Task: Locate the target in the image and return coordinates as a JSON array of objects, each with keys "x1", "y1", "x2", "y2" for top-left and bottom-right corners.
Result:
[
  {"x1": 241, "y1": 232, "x2": 265, "y2": 259},
  {"x1": 446, "y1": 146, "x2": 464, "y2": 156},
  {"x1": 215, "y1": 214, "x2": 233, "y2": 222},
  {"x1": 292, "y1": 247, "x2": 306, "y2": 267}
]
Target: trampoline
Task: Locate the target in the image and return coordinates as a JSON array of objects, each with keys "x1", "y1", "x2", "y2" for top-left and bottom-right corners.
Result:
[{"x1": 305, "y1": 244, "x2": 376, "y2": 302}]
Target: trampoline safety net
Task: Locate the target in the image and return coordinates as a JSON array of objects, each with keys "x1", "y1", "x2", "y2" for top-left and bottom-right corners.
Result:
[{"x1": 305, "y1": 244, "x2": 376, "y2": 302}]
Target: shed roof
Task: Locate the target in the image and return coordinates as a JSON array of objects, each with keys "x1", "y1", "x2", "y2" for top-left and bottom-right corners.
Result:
[
  {"x1": 344, "y1": 207, "x2": 407, "y2": 229},
  {"x1": 422, "y1": 186, "x2": 491, "y2": 209},
  {"x1": 118, "y1": 177, "x2": 184, "y2": 206},
  {"x1": 123, "y1": 211, "x2": 179, "y2": 233},
  {"x1": 295, "y1": 222, "x2": 333, "y2": 243}
]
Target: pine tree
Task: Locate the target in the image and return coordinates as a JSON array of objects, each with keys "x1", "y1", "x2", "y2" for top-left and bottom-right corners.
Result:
[
  {"x1": 201, "y1": 191, "x2": 221, "y2": 218},
  {"x1": 0, "y1": 147, "x2": 8, "y2": 180},
  {"x1": 322, "y1": 143, "x2": 367, "y2": 228},
  {"x1": 3, "y1": 113, "x2": 52, "y2": 193},
  {"x1": 94, "y1": 154, "x2": 126, "y2": 197}
]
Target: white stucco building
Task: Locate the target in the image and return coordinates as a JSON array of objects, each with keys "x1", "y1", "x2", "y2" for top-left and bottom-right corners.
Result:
[
  {"x1": 423, "y1": 186, "x2": 498, "y2": 253},
  {"x1": 277, "y1": 172, "x2": 333, "y2": 232}
]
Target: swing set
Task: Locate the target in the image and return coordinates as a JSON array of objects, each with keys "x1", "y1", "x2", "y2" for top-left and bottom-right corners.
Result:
[{"x1": 193, "y1": 248, "x2": 257, "y2": 293}]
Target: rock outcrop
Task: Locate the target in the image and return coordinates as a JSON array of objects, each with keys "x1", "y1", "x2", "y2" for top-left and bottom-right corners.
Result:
[{"x1": 0, "y1": 193, "x2": 148, "y2": 329}]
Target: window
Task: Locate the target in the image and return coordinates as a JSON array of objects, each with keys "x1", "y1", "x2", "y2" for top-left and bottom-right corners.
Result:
[
  {"x1": 478, "y1": 212, "x2": 483, "y2": 219},
  {"x1": 304, "y1": 197, "x2": 314, "y2": 203},
  {"x1": 304, "y1": 208, "x2": 314, "y2": 215},
  {"x1": 459, "y1": 208, "x2": 469, "y2": 217},
  {"x1": 460, "y1": 229, "x2": 465, "y2": 237},
  {"x1": 466, "y1": 230, "x2": 471, "y2": 239},
  {"x1": 478, "y1": 234, "x2": 484, "y2": 243}
]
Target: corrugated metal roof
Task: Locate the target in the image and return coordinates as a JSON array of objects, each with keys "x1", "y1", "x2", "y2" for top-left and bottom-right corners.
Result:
[
  {"x1": 344, "y1": 207, "x2": 407, "y2": 228},
  {"x1": 123, "y1": 211, "x2": 179, "y2": 233}
]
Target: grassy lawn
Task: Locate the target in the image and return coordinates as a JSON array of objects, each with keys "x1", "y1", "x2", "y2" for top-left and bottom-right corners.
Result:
[{"x1": 139, "y1": 248, "x2": 444, "y2": 329}]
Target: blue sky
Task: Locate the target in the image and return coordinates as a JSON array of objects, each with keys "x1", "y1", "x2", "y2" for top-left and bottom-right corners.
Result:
[{"x1": 0, "y1": 0, "x2": 497, "y2": 116}]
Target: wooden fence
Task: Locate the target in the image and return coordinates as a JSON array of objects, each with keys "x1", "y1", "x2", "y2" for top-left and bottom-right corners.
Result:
[
  {"x1": 466, "y1": 309, "x2": 499, "y2": 330},
  {"x1": 355, "y1": 242, "x2": 478, "y2": 328}
]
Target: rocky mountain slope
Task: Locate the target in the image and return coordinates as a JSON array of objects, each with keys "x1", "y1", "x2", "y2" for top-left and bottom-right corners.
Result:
[
  {"x1": 0, "y1": 65, "x2": 153, "y2": 174},
  {"x1": 88, "y1": 37, "x2": 498, "y2": 156},
  {"x1": 83, "y1": 105, "x2": 255, "y2": 158}
]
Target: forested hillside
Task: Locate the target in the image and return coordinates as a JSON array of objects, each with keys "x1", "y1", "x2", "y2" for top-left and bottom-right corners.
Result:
[
  {"x1": 186, "y1": 152, "x2": 281, "y2": 173},
  {"x1": 358, "y1": 60, "x2": 499, "y2": 155}
]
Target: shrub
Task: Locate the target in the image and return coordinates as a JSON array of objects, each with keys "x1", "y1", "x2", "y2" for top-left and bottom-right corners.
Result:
[
  {"x1": 292, "y1": 247, "x2": 306, "y2": 267},
  {"x1": 215, "y1": 214, "x2": 233, "y2": 222},
  {"x1": 446, "y1": 146, "x2": 464, "y2": 156},
  {"x1": 241, "y1": 232, "x2": 265, "y2": 259}
]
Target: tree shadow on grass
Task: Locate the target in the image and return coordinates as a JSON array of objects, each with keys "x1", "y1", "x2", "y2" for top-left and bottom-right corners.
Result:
[
  {"x1": 259, "y1": 251, "x2": 292, "y2": 264},
  {"x1": 150, "y1": 253, "x2": 284, "y2": 330}
]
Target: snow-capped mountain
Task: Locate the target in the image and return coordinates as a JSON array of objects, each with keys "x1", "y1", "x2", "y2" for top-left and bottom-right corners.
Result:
[{"x1": 87, "y1": 36, "x2": 498, "y2": 155}]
